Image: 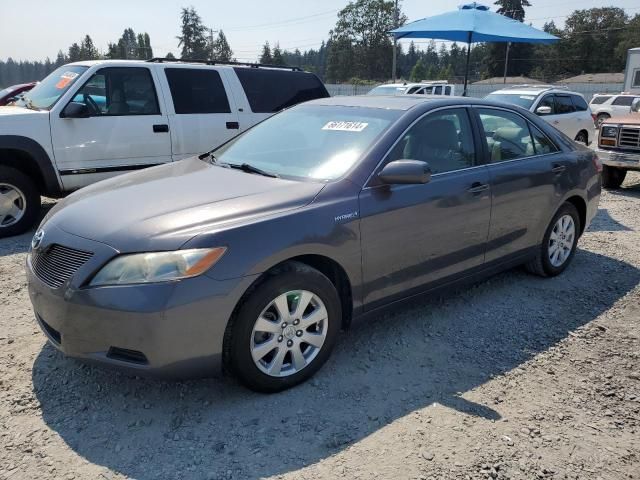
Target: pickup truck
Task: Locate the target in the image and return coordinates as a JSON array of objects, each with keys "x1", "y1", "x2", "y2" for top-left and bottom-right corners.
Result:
[
  {"x1": 596, "y1": 98, "x2": 640, "y2": 188},
  {"x1": 0, "y1": 59, "x2": 329, "y2": 237}
]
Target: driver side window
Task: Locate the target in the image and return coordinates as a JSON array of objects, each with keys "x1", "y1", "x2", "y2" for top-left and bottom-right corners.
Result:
[
  {"x1": 387, "y1": 108, "x2": 475, "y2": 174},
  {"x1": 72, "y1": 67, "x2": 160, "y2": 116}
]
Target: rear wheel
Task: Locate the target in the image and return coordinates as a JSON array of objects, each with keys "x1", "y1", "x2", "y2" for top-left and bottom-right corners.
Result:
[
  {"x1": 526, "y1": 202, "x2": 580, "y2": 277},
  {"x1": 601, "y1": 165, "x2": 626, "y2": 189},
  {"x1": 595, "y1": 113, "x2": 610, "y2": 128},
  {"x1": 225, "y1": 261, "x2": 341, "y2": 392},
  {"x1": 0, "y1": 166, "x2": 41, "y2": 238},
  {"x1": 574, "y1": 130, "x2": 588, "y2": 145}
]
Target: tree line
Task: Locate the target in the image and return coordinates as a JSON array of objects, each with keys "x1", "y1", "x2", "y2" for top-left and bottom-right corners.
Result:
[{"x1": 1, "y1": 1, "x2": 638, "y2": 88}]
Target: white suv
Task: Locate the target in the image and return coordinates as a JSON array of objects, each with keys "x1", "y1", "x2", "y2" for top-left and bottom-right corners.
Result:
[
  {"x1": 485, "y1": 86, "x2": 593, "y2": 145},
  {"x1": 0, "y1": 59, "x2": 328, "y2": 237},
  {"x1": 368, "y1": 81, "x2": 455, "y2": 97},
  {"x1": 590, "y1": 93, "x2": 640, "y2": 127}
]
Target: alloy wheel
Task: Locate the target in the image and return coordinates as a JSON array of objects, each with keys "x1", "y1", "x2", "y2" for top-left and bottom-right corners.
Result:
[
  {"x1": 548, "y1": 214, "x2": 575, "y2": 267},
  {"x1": 0, "y1": 183, "x2": 27, "y2": 228},
  {"x1": 250, "y1": 290, "x2": 328, "y2": 377}
]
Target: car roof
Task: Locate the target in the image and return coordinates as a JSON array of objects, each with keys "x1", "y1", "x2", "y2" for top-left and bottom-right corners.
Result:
[
  {"x1": 306, "y1": 95, "x2": 507, "y2": 111},
  {"x1": 490, "y1": 87, "x2": 583, "y2": 96}
]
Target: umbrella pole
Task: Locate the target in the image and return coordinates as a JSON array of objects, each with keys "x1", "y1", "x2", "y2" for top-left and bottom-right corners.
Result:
[
  {"x1": 503, "y1": 42, "x2": 511, "y2": 84},
  {"x1": 463, "y1": 32, "x2": 472, "y2": 97}
]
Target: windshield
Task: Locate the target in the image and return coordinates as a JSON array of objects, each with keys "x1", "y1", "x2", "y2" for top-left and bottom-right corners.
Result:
[
  {"x1": 485, "y1": 93, "x2": 537, "y2": 109},
  {"x1": 212, "y1": 104, "x2": 400, "y2": 181},
  {"x1": 368, "y1": 85, "x2": 407, "y2": 96},
  {"x1": 15, "y1": 65, "x2": 87, "y2": 110},
  {"x1": 0, "y1": 87, "x2": 14, "y2": 98}
]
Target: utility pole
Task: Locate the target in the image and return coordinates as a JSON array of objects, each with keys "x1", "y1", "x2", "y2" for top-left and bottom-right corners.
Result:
[{"x1": 392, "y1": 0, "x2": 398, "y2": 82}]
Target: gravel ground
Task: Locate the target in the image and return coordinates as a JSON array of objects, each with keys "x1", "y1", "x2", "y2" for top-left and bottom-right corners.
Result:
[{"x1": 1, "y1": 174, "x2": 639, "y2": 480}]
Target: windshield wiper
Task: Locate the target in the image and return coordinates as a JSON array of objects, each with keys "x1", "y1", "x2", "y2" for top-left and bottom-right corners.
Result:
[
  {"x1": 21, "y1": 97, "x2": 39, "y2": 111},
  {"x1": 224, "y1": 163, "x2": 279, "y2": 178}
]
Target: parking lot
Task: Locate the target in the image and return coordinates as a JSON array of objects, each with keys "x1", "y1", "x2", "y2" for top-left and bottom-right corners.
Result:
[{"x1": 0, "y1": 171, "x2": 637, "y2": 479}]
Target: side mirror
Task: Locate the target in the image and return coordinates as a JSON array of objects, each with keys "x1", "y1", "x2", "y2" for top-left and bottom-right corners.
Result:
[
  {"x1": 378, "y1": 159, "x2": 431, "y2": 185},
  {"x1": 631, "y1": 98, "x2": 640, "y2": 113},
  {"x1": 61, "y1": 101, "x2": 90, "y2": 119},
  {"x1": 535, "y1": 105, "x2": 552, "y2": 115}
]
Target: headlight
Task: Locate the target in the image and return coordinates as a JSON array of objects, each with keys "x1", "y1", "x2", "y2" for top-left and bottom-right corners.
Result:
[
  {"x1": 90, "y1": 247, "x2": 226, "y2": 286},
  {"x1": 600, "y1": 125, "x2": 618, "y2": 138}
]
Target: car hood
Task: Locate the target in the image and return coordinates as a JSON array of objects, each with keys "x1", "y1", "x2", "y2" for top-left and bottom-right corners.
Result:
[
  {"x1": 45, "y1": 157, "x2": 325, "y2": 252},
  {"x1": 606, "y1": 113, "x2": 640, "y2": 125},
  {"x1": 0, "y1": 105, "x2": 44, "y2": 116}
]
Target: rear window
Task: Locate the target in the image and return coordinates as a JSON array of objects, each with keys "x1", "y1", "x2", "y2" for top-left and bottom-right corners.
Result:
[
  {"x1": 233, "y1": 68, "x2": 328, "y2": 113},
  {"x1": 165, "y1": 68, "x2": 231, "y2": 114},
  {"x1": 571, "y1": 95, "x2": 589, "y2": 111},
  {"x1": 590, "y1": 95, "x2": 611, "y2": 105}
]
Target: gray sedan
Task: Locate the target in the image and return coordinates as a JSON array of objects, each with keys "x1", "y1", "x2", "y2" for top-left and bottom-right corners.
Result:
[{"x1": 26, "y1": 96, "x2": 601, "y2": 392}]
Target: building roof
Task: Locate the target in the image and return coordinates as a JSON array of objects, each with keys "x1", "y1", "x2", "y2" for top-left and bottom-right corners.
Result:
[
  {"x1": 560, "y1": 73, "x2": 624, "y2": 83},
  {"x1": 473, "y1": 76, "x2": 544, "y2": 85}
]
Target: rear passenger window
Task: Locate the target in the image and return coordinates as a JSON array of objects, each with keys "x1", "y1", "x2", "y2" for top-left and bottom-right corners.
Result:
[
  {"x1": 571, "y1": 95, "x2": 588, "y2": 111},
  {"x1": 590, "y1": 95, "x2": 611, "y2": 105},
  {"x1": 554, "y1": 95, "x2": 575, "y2": 114},
  {"x1": 165, "y1": 68, "x2": 231, "y2": 114},
  {"x1": 477, "y1": 108, "x2": 536, "y2": 162},
  {"x1": 233, "y1": 68, "x2": 328, "y2": 113},
  {"x1": 612, "y1": 96, "x2": 634, "y2": 107},
  {"x1": 529, "y1": 124, "x2": 559, "y2": 155}
]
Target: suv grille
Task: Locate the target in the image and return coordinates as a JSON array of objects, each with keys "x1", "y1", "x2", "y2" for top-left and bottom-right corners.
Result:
[
  {"x1": 31, "y1": 244, "x2": 93, "y2": 288},
  {"x1": 619, "y1": 127, "x2": 640, "y2": 149}
]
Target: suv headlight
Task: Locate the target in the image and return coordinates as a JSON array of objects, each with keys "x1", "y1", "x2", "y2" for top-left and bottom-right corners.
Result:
[
  {"x1": 601, "y1": 125, "x2": 618, "y2": 138},
  {"x1": 90, "y1": 247, "x2": 226, "y2": 286}
]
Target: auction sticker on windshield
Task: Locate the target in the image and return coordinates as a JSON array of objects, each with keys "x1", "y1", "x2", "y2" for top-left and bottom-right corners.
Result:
[
  {"x1": 322, "y1": 121, "x2": 369, "y2": 132},
  {"x1": 55, "y1": 72, "x2": 79, "y2": 90}
]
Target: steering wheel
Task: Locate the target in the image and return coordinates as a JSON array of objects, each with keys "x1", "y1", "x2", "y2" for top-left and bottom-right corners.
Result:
[{"x1": 83, "y1": 94, "x2": 101, "y2": 115}]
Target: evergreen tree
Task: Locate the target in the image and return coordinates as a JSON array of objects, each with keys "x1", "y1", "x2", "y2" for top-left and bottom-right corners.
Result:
[
  {"x1": 68, "y1": 43, "x2": 82, "y2": 62},
  {"x1": 272, "y1": 43, "x2": 285, "y2": 66},
  {"x1": 486, "y1": 0, "x2": 533, "y2": 77},
  {"x1": 177, "y1": 7, "x2": 209, "y2": 59},
  {"x1": 409, "y1": 59, "x2": 427, "y2": 82},
  {"x1": 260, "y1": 42, "x2": 273, "y2": 64},
  {"x1": 211, "y1": 31, "x2": 233, "y2": 62}
]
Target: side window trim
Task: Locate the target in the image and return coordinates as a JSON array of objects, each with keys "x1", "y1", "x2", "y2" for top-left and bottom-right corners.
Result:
[
  {"x1": 364, "y1": 105, "x2": 480, "y2": 188},
  {"x1": 472, "y1": 105, "x2": 560, "y2": 163}
]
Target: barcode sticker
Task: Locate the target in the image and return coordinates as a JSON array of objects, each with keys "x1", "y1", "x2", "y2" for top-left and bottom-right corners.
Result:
[{"x1": 322, "y1": 121, "x2": 368, "y2": 132}]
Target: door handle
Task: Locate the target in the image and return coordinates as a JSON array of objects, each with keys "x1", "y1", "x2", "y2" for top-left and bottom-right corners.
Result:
[
  {"x1": 226, "y1": 121, "x2": 240, "y2": 130},
  {"x1": 468, "y1": 182, "x2": 489, "y2": 194},
  {"x1": 551, "y1": 164, "x2": 566, "y2": 174},
  {"x1": 153, "y1": 124, "x2": 169, "y2": 133}
]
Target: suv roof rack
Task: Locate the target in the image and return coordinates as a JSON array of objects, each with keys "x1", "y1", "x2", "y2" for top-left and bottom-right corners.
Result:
[
  {"x1": 503, "y1": 84, "x2": 569, "y2": 90},
  {"x1": 146, "y1": 57, "x2": 302, "y2": 71},
  {"x1": 420, "y1": 80, "x2": 449, "y2": 84}
]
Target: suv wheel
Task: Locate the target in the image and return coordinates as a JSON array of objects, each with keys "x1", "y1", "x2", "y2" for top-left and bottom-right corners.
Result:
[
  {"x1": 0, "y1": 166, "x2": 41, "y2": 238},
  {"x1": 601, "y1": 165, "x2": 626, "y2": 189},
  {"x1": 574, "y1": 131, "x2": 588, "y2": 145},
  {"x1": 225, "y1": 261, "x2": 341, "y2": 392},
  {"x1": 525, "y1": 202, "x2": 580, "y2": 277},
  {"x1": 595, "y1": 113, "x2": 610, "y2": 127}
]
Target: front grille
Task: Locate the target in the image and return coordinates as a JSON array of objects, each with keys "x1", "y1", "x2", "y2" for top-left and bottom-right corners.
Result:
[
  {"x1": 31, "y1": 244, "x2": 93, "y2": 288},
  {"x1": 619, "y1": 127, "x2": 640, "y2": 149}
]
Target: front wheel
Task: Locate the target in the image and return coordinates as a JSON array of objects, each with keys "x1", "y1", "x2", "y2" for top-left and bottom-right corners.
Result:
[
  {"x1": 601, "y1": 165, "x2": 626, "y2": 189},
  {"x1": 0, "y1": 166, "x2": 41, "y2": 238},
  {"x1": 225, "y1": 261, "x2": 341, "y2": 392},
  {"x1": 525, "y1": 203, "x2": 580, "y2": 277}
]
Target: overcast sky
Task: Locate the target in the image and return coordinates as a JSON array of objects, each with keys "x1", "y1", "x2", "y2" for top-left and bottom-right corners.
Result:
[{"x1": 1, "y1": 0, "x2": 638, "y2": 62}]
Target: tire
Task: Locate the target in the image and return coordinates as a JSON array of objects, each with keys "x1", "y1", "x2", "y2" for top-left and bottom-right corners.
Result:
[
  {"x1": 525, "y1": 202, "x2": 581, "y2": 277},
  {"x1": 574, "y1": 131, "x2": 588, "y2": 145},
  {"x1": 0, "y1": 166, "x2": 41, "y2": 239},
  {"x1": 225, "y1": 261, "x2": 341, "y2": 392},
  {"x1": 601, "y1": 165, "x2": 626, "y2": 189},
  {"x1": 595, "y1": 113, "x2": 610, "y2": 128}
]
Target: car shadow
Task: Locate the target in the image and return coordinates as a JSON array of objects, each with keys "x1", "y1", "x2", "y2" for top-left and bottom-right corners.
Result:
[
  {"x1": 31, "y1": 248, "x2": 640, "y2": 479},
  {"x1": 0, "y1": 200, "x2": 55, "y2": 257},
  {"x1": 588, "y1": 208, "x2": 633, "y2": 232}
]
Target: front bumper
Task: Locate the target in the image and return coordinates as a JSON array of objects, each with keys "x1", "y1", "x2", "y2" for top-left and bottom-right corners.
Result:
[
  {"x1": 595, "y1": 148, "x2": 640, "y2": 170},
  {"x1": 26, "y1": 226, "x2": 259, "y2": 377}
]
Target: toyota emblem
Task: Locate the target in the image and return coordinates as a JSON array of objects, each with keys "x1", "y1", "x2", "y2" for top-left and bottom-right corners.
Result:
[{"x1": 31, "y1": 229, "x2": 45, "y2": 250}]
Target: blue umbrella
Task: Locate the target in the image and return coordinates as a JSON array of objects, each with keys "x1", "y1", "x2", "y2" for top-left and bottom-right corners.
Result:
[{"x1": 390, "y1": 3, "x2": 559, "y2": 96}]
